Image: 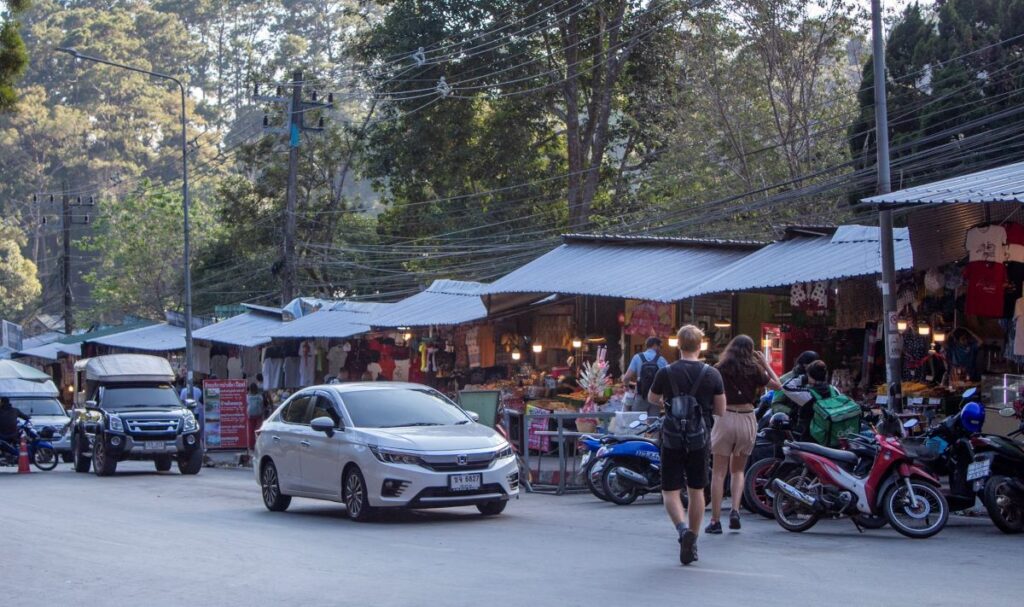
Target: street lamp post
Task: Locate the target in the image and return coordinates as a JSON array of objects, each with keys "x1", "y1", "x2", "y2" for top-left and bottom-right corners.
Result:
[{"x1": 56, "y1": 47, "x2": 195, "y2": 394}]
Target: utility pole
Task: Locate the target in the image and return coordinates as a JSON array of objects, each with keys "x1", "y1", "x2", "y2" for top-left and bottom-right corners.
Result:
[
  {"x1": 39, "y1": 188, "x2": 92, "y2": 335},
  {"x1": 255, "y1": 71, "x2": 331, "y2": 305},
  {"x1": 284, "y1": 69, "x2": 302, "y2": 304},
  {"x1": 872, "y1": 0, "x2": 902, "y2": 413}
]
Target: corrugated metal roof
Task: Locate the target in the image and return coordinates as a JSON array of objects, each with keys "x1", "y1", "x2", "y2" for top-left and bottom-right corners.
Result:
[
  {"x1": 562, "y1": 233, "x2": 764, "y2": 249},
  {"x1": 370, "y1": 280, "x2": 488, "y2": 328},
  {"x1": 264, "y1": 310, "x2": 373, "y2": 340},
  {"x1": 86, "y1": 323, "x2": 186, "y2": 352},
  {"x1": 192, "y1": 310, "x2": 283, "y2": 348},
  {"x1": 327, "y1": 300, "x2": 391, "y2": 314},
  {"x1": 15, "y1": 342, "x2": 82, "y2": 361},
  {"x1": 692, "y1": 227, "x2": 914, "y2": 296},
  {"x1": 481, "y1": 241, "x2": 756, "y2": 303},
  {"x1": 862, "y1": 161, "x2": 1024, "y2": 205}
]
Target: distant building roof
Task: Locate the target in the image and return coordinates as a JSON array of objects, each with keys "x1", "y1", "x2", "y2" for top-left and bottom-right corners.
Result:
[
  {"x1": 85, "y1": 323, "x2": 186, "y2": 352},
  {"x1": 192, "y1": 308, "x2": 284, "y2": 348},
  {"x1": 370, "y1": 280, "x2": 488, "y2": 328}
]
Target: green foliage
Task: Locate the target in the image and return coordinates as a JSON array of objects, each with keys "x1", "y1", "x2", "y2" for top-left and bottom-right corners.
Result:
[
  {"x1": 78, "y1": 183, "x2": 217, "y2": 322},
  {"x1": 0, "y1": 0, "x2": 30, "y2": 110},
  {"x1": 848, "y1": 0, "x2": 1024, "y2": 200},
  {"x1": 0, "y1": 220, "x2": 41, "y2": 320}
]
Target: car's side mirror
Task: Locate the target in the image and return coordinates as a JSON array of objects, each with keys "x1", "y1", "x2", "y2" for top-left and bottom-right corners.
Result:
[
  {"x1": 184, "y1": 398, "x2": 198, "y2": 411},
  {"x1": 85, "y1": 400, "x2": 98, "y2": 409},
  {"x1": 310, "y1": 416, "x2": 336, "y2": 437},
  {"x1": 466, "y1": 411, "x2": 480, "y2": 423},
  {"x1": 999, "y1": 407, "x2": 1017, "y2": 418}
]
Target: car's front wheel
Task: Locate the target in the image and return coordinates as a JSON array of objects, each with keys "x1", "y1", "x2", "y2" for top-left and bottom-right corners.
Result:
[
  {"x1": 343, "y1": 467, "x2": 376, "y2": 522},
  {"x1": 92, "y1": 435, "x2": 117, "y2": 476},
  {"x1": 476, "y1": 500, "x2": 507, "y2": 516},
  {"x1": 261, "y1": 460, "x2": 291, "y2": 512},
  {"x1": 178, "y1": 449, "x2": 203, "y2": 475},
  {"x1": 72, "y1": 433, "x2": 91, "y2": 473}
]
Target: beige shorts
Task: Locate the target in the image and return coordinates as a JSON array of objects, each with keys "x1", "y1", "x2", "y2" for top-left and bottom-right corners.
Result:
[{"x1": 710, "y1": 409, "x2": 757, "y2": 457}]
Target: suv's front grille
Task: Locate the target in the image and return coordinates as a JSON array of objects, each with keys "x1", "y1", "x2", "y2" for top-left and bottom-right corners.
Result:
[{"x1": 126, "y1": 418, "x2": 180, "y2": 436}]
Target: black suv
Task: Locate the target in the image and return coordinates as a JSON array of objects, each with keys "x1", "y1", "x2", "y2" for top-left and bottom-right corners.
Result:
[{"x1": 71, "y1": 382, "x2": 203, "y2": 476}]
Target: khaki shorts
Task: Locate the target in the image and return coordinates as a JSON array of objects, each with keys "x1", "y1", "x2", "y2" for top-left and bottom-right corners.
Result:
[{"x1": 710, "y1": 409, "x2": 757, "y2": 457}]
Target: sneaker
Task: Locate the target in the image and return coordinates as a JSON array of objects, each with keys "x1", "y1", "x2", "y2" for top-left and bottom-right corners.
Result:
[
  {"x1": 704, "y1": 520, "x2": 722, "y2": 534},
  {"x1": 679, "y1": 529, "x2": 698, "y2": 565},
  {"x1": 730, "y1": 510, "x2": 741, "y2": 530}
]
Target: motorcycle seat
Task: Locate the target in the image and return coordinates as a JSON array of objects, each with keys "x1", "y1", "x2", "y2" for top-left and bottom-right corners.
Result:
[{"x1": 789, "y1": 441, "x2": 859, "y2": 465}]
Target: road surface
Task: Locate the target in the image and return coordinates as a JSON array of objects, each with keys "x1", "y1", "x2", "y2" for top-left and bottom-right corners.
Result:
[{"x1": 2, "y1": 463, "x2": 1019, "y2": 606}]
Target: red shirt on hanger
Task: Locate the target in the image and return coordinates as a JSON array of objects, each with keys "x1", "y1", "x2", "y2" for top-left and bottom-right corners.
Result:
[{"x1": 964, "y1": 261, "x2": 1007, "y2": 317}]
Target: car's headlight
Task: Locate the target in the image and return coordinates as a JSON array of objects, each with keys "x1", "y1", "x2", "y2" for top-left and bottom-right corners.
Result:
[
  {"x1": 496, "y1": 444, "x2": 514, "y2": 459},
  {"x1": 108, "y1": 415, "x2": 124, "y2": 433},
  {"x1": 368, "y1": 445, "x2": 422, "y2": 465},
  {"x1": 182, "y1": 411, "x2": 198, "y2": 432}
]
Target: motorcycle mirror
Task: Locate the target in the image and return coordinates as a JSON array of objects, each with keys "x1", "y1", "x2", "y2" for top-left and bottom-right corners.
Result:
[
  {"x1": 903, "y1": 419, "x2": 919, "y2": 430},
  {"x1": 999, "y1": 407, "x2": 1017, "y2": 418},
  {"x1": 638, "y1": 413, "x2": 649, "y2": 422},
  {"x1": 962, "y1": 387, "x2": 977, "y2": 399},
  {"x1": 628, "y1": 420, "x2": 642, "y2": 429}
]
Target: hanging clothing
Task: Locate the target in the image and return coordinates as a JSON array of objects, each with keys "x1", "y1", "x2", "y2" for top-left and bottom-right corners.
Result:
[
  {"x1": 964, "y1": 261, "x2": 1007, "y2": 318},
  {"x1": 965, "y1": 225, "x2": 1008, "y2": 263},
  {"x1": 242, "y1": 348, "x2": 261, "y2": 379},
  {"x1": 1015, "y1": 298, "x2": 1024, "y2": 357},
  {"x1": 366, "y1": 362, "x2": 382, "y2": 381},
  {"x1": 1006, "y1": 223, "x2": 1024, "y2": 263},
  {"x1": 210, "y1": 355, "x2": 228, "y2": 379},
  {"x1": 283, "y1": 357, "x2": 301, "y2": 388},
  {"x1": 1005, "y1": 262, "x2": 1024, "y2": 317},
  {"x1": 299, "y1": 341, "x2": 316, "y2": 386},
  {"x1": 193, "y1": 345, "x2": 212, "y2": 375},
  {"x1": 262, "y1": 358, "x2": 283, "y2": 390},
  {"x1": 327, "y1": 343, "x2": 349, "y2": 376},
  {"x1": 393, "y1": 359, "x2": 411, "y2": 382},
  {"x1": 227, "y1": 357, "x2": 243, "y2": 379}
]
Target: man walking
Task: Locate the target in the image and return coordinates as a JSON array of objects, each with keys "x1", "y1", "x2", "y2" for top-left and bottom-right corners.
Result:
[
  {"x1": 648, "y1": 326, "x2": 725, "y2": 566},
  {"x1": 622, "y1": 336, "x2": 668, "y2": 415}
]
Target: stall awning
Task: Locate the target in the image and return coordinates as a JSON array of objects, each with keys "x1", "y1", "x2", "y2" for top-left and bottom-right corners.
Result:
[
  {"x1": 85, "y1": 323, "x2": 186, "y2": 352},
  {"x1": 15, "y1": 342, "x2": 82, "y2": 362},
  {"x1": 691, "y1": 225, "x2": 914, "y2": 296},
  {"x1": 192, "y1": 305, "x2": 284, "y2": 348},
  {"x1": 370, "y1": 280, "x2": 487, "y2": 328},
  {"x1": 480, "y1": 234, "x2": 762, "y2": 309},
  {"x1": 861, "y1": 161, "x2": 1024, "y2": 206}
]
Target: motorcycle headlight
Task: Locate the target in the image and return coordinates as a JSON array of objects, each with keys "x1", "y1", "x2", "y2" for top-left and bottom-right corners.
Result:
[
  {"x1": 496, "y1": 444, "x2": 513, "y2": 459},
  {"x1": 182, "y1": 411, "x2": 198, "y2": 432},
  {"x1": 368, "y1": 446, "x2": 422, "y2": 466},
  {"x1": 596, "y1": 446, "x2": 609, "y2": 458},
  {"x1": 107, "y1": 415, "x2": 124, "y2": 433}
]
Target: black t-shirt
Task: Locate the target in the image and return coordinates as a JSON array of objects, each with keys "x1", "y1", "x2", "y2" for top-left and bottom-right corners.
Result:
[
  {"x1": 650, "y1": 360, "x2": 725, "y2": 417},
  {"x1": 0, "y1": 406, "x2": 29, "y2": 437}
]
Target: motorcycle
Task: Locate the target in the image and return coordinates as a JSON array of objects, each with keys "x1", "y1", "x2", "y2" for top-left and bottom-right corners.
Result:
[
  {"x1": 597, "y1": 416, "x2": 665, "y2": 505},
  {"x1": 0, "y1": 420, "x2": 59, "y2": 471},
  {"x1": 772, "y1": 408, "x2": 949, "y2": 538},
  {"x1": 971, "y1": 406, "x2": 1024, "y2": 534},
  {"x1": 578, "y1": 418, "x2": 662, "y2": 501}
]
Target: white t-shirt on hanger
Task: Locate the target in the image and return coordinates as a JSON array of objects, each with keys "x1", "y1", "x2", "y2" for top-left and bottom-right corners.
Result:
[{"x1": 965, "y1": 225, "x2": 1008, "y2": 263}]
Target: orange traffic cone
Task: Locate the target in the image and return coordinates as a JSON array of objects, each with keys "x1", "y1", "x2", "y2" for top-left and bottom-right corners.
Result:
[{"x1": 17, "y1": 436, "x2": 31, "y2": 474}]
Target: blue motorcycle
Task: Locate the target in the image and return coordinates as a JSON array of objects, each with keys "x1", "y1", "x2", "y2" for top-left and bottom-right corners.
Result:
[
  {"x1": 597, "y1": 416, "x2": 664, "y2": 505},
  {"x1": 578, "y1": 422, "x2": 660, "y2": 501},
  {"x1": 0, "y1": 420, "x2": 59, "y2": 471}
]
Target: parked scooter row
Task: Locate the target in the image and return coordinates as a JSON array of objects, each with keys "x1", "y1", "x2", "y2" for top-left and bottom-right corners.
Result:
[{"x1": 0, "y1": 420, "x2": 59, "y2": 471}]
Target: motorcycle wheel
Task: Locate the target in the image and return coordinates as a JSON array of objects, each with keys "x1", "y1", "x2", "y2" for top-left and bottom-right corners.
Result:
[
  {"x1": 772, "y1": 471, "x2": 820, "y2": 533},
  {"x1": 883, "y1": 480, "x2": 949, "y2": 539},
  {"x1": 601, "y1": 463, "x2": 640, "y2": 505},
  {"x1": 32, "y1": 445, "x2": 58, "y2": 471},
  {"x1": 585, "y1": 459, "x2": 610, "y2": 501},
  {"x1": 982, "y1": 475, "x2": 1024, "y2": 534},
  {"x1": 851, "y1": 514, "x2": 888, "y2": 529},
  {"x1": 743, "y1": 458, "x2": 779, "y2": 519}
]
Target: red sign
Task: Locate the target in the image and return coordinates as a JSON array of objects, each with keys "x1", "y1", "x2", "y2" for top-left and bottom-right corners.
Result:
[{"x1": 203, "y1": 379, "x2": 248, "y2": 450}]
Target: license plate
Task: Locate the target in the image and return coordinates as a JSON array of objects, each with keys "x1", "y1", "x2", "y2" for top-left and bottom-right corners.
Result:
[
  {"x1": 448, "y1": 473, "x2": 482, "y2": 491},
  {"x1": 145, "y1": 441, "x2": 166, "y2": 451},
  {"x1": 967, "y1": 459, "x2": 991, "y2": 481}
]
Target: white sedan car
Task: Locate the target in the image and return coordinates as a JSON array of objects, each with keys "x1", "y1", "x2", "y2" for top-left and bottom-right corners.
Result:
[{"x1": 254, "y1": 382, "x2": 519, "y2": 521}]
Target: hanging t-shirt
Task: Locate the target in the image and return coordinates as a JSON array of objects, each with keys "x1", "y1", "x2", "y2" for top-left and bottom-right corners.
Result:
[
  {"x1": 1005, "y1": 262, "x2": 1024, "y2": 317},
  {"x1": 964, "y1": 261, "x2": 1007, "y2": 317},
  {"x1": 211, "y1": 355, "x2": 228, "y2": 379},
  {"x1": 393, "y1": 359, "x2": 411, "y2": 382},
  {"x1": 1006, "y1": 223, "x2": 1024, "y2": 263},
  {"x1": 262, "y1": 358, "x2": 283, "y2": 390},
  {"x1": 299, "y1": 341, "x2": 317, "y2": 386},
  {"x1": 1015, "y1": 298, "x2": 1024, "y2": 356},
  {"x1": 227, "y1": 357, "x2": 243, "y2": 379},
  {"x1": 965, "y1": 225, "x2": 1008, "y2": 263},
  {"x1": 327, "y1": 344, "x2": 349, "y2": 376},
  {"x1": 283, "y1": 357, "x2": 301, "y2": 388}
]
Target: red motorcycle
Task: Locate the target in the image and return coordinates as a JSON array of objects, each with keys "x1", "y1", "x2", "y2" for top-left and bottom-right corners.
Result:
[{"x1": 772, "y1": 412, "x2": 949, "y2": 539}]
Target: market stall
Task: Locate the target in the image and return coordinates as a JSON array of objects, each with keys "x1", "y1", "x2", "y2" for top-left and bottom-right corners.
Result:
[{"x1": 862, "y1": 161, "x2": 1024, "y2": 431}]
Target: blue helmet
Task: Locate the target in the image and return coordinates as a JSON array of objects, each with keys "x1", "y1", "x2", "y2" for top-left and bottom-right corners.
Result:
[{"x1": 960, "y1": 402, "x2": 985, "y2": 433}]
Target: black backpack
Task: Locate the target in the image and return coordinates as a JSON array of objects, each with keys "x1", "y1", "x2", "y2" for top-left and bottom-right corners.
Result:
[
  {"x1": 636, "y1": 352, "x2": 663, "y2": 399},
  {"x1": 661, "y1": 363, "x2": 710, "y2": 452}
]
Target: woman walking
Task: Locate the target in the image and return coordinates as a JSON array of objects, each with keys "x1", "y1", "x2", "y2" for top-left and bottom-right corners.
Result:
[{"x1": 706, "y1": 335, "x2": 781, "y2": 533}]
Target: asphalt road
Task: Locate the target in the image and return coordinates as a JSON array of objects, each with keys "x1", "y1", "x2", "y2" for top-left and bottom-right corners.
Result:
[{"x1": 2, "y1": 463, "x2": 1020, "y2": 607}]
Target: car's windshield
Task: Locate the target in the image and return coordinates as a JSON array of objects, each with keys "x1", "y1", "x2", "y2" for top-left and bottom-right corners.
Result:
[
  {"x1": 342, "y1": 388, "x2": 469, "y2": 428},
  {"x1": 12, "y1": 398, "x2": 67, "y2": 417},
  {"x1": 99, "y1": 385, "x2": 181, "y2": 410}
]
